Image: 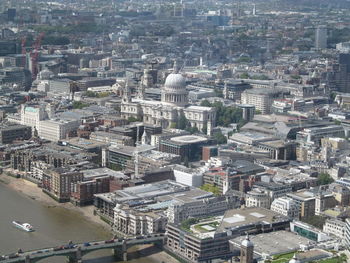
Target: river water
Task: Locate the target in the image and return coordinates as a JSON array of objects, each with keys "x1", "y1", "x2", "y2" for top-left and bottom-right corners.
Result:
[{"x1": 0, "y1": 183, "x2": 162, "y2": 263}]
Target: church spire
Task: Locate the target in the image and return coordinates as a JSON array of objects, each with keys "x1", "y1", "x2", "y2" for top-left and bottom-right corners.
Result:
[
  {"x1": 123, "y1": 80, "x2": 131, "y2": 103},
  {"x1": 223, "y1": 81, "x2": 229, "y2": 99},
  {"x1": 137, "y1": 82, "x2": 145, "y2": 100}
]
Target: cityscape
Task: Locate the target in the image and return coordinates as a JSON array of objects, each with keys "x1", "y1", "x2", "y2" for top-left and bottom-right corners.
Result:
[{"x1": 0, "y1": 0, "x2": 350, "y2": 263}]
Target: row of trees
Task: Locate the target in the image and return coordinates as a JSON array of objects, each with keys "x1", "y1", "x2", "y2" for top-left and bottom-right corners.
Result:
[
  {"x1": 85, "y1": 91, "x2": 112, "y2": 98},
  {"x1": 200, "y1": 100, "x2": 246, "y2": 128}
]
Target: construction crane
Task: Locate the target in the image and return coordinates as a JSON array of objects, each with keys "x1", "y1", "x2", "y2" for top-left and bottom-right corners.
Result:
[
  {"x1": 30, "y1": 32, "x2": 45, "y2": 80},
  {"x1": 21, "y1": 37, "x2": 26, "y2": 68}
]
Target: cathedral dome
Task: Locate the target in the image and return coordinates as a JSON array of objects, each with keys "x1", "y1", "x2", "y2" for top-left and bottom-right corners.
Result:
[
  {"x1": 161, "y1": 73, "x2": 188, "y2": 106},
  {"x1": 164, "y1": 73, "x2": 186, "y2": 89}
]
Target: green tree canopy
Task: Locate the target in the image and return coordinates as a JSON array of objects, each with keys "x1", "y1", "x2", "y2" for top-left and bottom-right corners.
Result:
[
  {"x1": 200, "y1": 100, "x2": 246, "y2": 127},
  {"x1": 200, "y1": 184, "x2": 221, "y2": 196},
  {"x1": 72, "y1": 101, "x2": 88, "y2": 109},
  {"x1": 177, "y1": 112, "x2": 189, "y2": 130},
  {"x1": 318, "y1": 173, "x2": 334, "y2": 185},
  {"x1": 214, "y1": 131, "x2": 227, "y2": 144}
]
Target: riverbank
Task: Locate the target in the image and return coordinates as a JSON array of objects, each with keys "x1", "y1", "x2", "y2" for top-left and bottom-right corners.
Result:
[
  {"x1": 0, "y1": 173, "x2": 180, "y2": 263},
  {"x1": 0, "y1": 173, "x2": 110, "y2": 231}
]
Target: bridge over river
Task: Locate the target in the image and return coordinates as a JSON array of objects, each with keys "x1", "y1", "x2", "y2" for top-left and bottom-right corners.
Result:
[{"x1": 1, "y1": 235, "x2": 165, "y2": 263}]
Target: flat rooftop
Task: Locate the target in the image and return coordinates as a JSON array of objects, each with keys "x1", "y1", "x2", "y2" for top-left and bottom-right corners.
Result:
[
  {"x1": 218, "y1": 207, "x2": 287, "y2": 233},
  {"x1": 230, "y1": 230, "x2": 312, "y2": 257},
  {"x1": 63, "y1": 137, "x2": 108, "y2": 149},
  {"x1": 81, "y1": 167, "x2": 128, "y2": 179},
  {"x1": 170, "y1": 135, "x2": 208, "y2": 144},
  {"x1": 95, "y1": 180, "x2": 189, "y2": 204}
]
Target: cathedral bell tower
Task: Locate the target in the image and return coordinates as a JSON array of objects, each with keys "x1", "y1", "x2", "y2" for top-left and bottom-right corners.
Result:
[{"x1": 122, "y1": 81, "x2": 131, "y2": 103}]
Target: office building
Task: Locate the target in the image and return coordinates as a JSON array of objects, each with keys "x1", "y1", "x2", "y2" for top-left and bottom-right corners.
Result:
[
  {"x1": 166, "y1": 207, "x2": 290, "y2": 263},
  {"x1": 315, "y1": 26, "x2": 327, "y2": 49},
  {"x1": 160, "y1": 135, "x2": 214, "y2": 161},
  {"x1": 270, "y1": 197, "x2": 300, "y2": 219},
  {"x1": 290, "y1": 221, "x2": 330, "y2": 242},
  {"x1": 245, "y1": 190, "x2": 270, "y2": 209},
  {"x1": 287, "y1": 190, "x2": 316, "y2": 219},
  {"x1": 345, "y1": 218, "x2": 350, "y2": 247},
  {"x1": 0, "y1": 123, "x2": 31, "y2": 144},
  {"x1": 323, "y1": 219, "x2": 345, "y2": 240},
  {"x1": 39, "y1": 119, "x2": 80, "y2": 142},
  {"x1": 241, "y1": 88, "x2": 284, "y2": 114}
]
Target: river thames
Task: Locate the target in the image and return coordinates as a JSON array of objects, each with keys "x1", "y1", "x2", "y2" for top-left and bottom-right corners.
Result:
[{"x1": 0, "y1": 182, "x2": 173, "y2": 263}]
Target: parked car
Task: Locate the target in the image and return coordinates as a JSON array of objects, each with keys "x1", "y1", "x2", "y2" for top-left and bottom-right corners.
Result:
[
  {"x1": 8, "y1": 253, "x2": 19, "y2": 259},
  {"x1": 53, "y1": 246, "x2": 64, "y2": 251}
]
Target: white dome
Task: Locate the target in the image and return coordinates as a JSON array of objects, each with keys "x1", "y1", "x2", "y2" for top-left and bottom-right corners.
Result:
[{"x1": 164, "y1": 73, "x2": 186, "y2": 89}]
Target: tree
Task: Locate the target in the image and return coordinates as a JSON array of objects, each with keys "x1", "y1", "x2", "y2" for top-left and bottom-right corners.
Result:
[
  {"x1": 202, "y1": 123, "x2": 208, "y2": 134},
  {"x1": 318, "y1": 173, "x2": 334, "y2": 185},
  {"x1": 330, "y1": 92, "x2": 337, "y2": 102},
  {"x1": 108, "y1": 163, "x2": 122, "y2": 171},
  {"x1": 181, "y1": 218, "x2": 199, "y2": 231},
  {"x1": 301, "y1": 215, "x2": 326, "y2": 229},
  {"x1": 186, "y1": 126, "x2": 199, "y2": 134},
  {"x1": 128, "y1": 116, "x2": 141, "y2": 122},
  {"x1": 177, "y1": 112, "x2": 188, "y2": 130},
  {"x1": 72, "y1": 101, "x2": 88, "y2": 109},
  {"x1": 170, "y1": 122, "x2": 177, "y2": 129},
  {"x1": 240, "y1": 72, "x2": 250, "y2": 79},
  {"x1": 214, "y1": 131, "x2": 227, "y2": 144},
  {"x1": 214, "y1": 88, "x2": 223, "y2": 98},
  {"x1": 85, "y1": 91, "x2": 97, "y2": 97},
  {"x1": 42, "y1": 36, "x2": 70, "y2": 45},
  {"x1": 200, "y1": 100, "x2": 211, "y2": 107}
]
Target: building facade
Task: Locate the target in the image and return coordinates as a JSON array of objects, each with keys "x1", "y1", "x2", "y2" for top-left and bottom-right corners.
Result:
[
  {"x1": 245, "y1": 190, "x2": 270, "y2": 209},
  {"x1": 270, "y1": 196, "x2": 300, "y2": 219},
  {"x1": 39, "y1": 119, "x2": 80, "y2": 142},
  {"x1": 120, "y1": 67, "x2": 216, "y2": 133},
  {"x1": 323, "y1": 219, "x2": 345, "y2": 240},
  {"x1": 42, "y1": 167, "x2": 83, "y2": 202}
]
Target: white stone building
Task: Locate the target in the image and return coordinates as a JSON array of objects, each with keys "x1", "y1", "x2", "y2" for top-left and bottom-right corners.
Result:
[
  {"x1": 173, "y1": 165, "x2": 204, "y2": 187},
  {"x1": 323, "y1": 219, "x2": 345, "y2": 240},
  {"x1": 120, "y1": 66, "x2": 216, "y2": 134},
  {"x1": 245, "y1": 189, "x2": 270, "y2": 209},
  {"x1": 39, "y1": 119, "x2": 80, "y2": 142},
  {"x1": 113, "y1": 204, "x2": 167, "y2": 236},
  {"x1": 167, "y1": 194, "x2": 240, "y2": 224},
  {"x1": 20, "y1": 104, "x2": 48, "y2": 133},
  {"x1": 241, "y1": 88, "x2": 282, "y2": 114},
  {"x1": 270, "y1": 196, "x2": 299, "y2": 219}
]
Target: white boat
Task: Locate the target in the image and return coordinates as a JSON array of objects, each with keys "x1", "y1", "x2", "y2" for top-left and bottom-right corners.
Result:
[{"x1": 12, "y1": 221, "x2": 34, "y2": 232}]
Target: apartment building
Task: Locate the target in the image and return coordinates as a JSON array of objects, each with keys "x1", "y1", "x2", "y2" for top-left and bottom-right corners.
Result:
[{"x1": 42, "y1": 167, "x2": 83, "y2": 202}]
